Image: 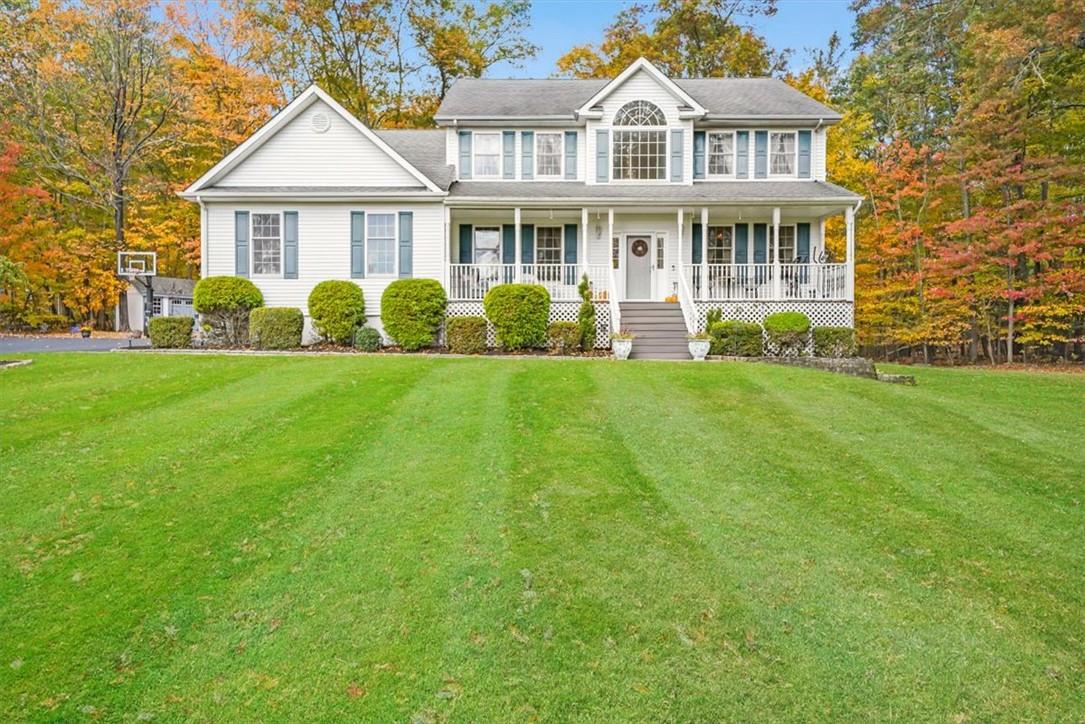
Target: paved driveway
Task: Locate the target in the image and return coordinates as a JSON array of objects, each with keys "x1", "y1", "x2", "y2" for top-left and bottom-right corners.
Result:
[{"x1": 0, "y1": 335, "x2": 151, "y2": 353}]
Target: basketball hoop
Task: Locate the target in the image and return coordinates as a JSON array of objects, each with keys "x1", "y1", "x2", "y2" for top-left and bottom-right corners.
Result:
[{"x1": 118, "y1": 251, "x2": 157, "y2": 278}]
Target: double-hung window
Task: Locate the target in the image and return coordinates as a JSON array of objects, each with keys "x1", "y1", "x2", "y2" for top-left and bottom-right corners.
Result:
[
  {"x1": 776, "y1": 225, "x2": 796, "y2": 263},
  {"x1": 612, "y1": 100, "x2": 667, "y2": 181},
  {"x1": 252, "y1": 212, "x2": 281, "y2": 275},
  {"x1": 473, "y1": 227, "x2": 501, "y2": 264},
  {"x1": 707, "y1": 226, "x2": 732, "y2": 264},
  {"x1": 769, "y1": 132, "x2": 797, "y2": 176},
  {"x1": 473, "y1": 132, "x2": 501, "y2": 177},
  {"x1": 535, "y1": 226, "x2": 562, "y2": 264},
  {"x1": 707, "y1": 132, "x2": 734, "y2": 176},
  {"x1": 366, "y1": 213, "x2": 396, "y2": 276},
  {"x1": 536, "y1": 133, "x2": 563, "y2": 177}
]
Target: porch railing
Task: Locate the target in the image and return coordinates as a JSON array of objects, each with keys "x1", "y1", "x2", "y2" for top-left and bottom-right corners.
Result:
[
  {"x1": 686, "y1": 263, "x2": 848, "y2": 301},
  {"x1": 448, "y1": 263, "x2": 611, "y2": 302}
]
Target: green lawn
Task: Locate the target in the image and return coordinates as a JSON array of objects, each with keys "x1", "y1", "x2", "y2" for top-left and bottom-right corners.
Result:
[{"x1": 1, "y1": 354, "x2": 1083, "y2": 721}]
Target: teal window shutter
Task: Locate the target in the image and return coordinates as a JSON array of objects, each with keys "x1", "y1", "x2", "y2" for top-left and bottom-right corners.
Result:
[
  {"x1": 670, "y1": 129, "x2": 683, "y2": 182},
  {"x1": 502, "y1": 131, "x2": 515, "y2": 179},
  {"x1": 595, "y1": 129, "x2": 609, "y2": 183},
  {"x1": 736, "y1": 131, "x2": 749, "y2": 179},
  {"x1": 521, "y1": 224, "x2": 534, "y2": 264},
  {"x1": 735, "y1": 223, "x2": 749, "y2": 264},
  {"x1": 564, "y1": 131, "x2": 577, "y2": 180},
  {"x1": 502, "y1": 225, "x2": 515, "y2": 264},
  {"x1": 563, "y1": 224, "x2": 577, "y2": 264},
  {"x1": 458, "y1": 131, "x2": 472, "y2": 179},
  {"x1": 350, "y1": 211, "x2": 365, "y2": 278},
  {"x1": 693, "y1": 131, "x2": 706, "y2": 179},
  {"x1": 283, "y1": 211, "x2": 298, "y2": 279},
  {"x1": 798, "y1": 130, "x2": 811, "y2": 178},
  {"x1": 692, "y1": 223, "x2": 702, "y2": 264},
  {"x1": 754, "y1": 131, "x2": 767, "y2": 178},
  {"x1": 398, "y1": 211, "x2": 413, "y2": 278},
  {"x1": 753, "y1": 223, "x2": 767, "y2": 263},
  {"x1": 234, "y1": 211, "x2": 249, "y2": 277},
  {"x1": 458, "y1": 224, "x2": 473, "y2": 263},
  {"x1": 796, "y1": 222, "x2": 810, "y2": 262},
  {"x1": 521, "y1": 131, "x2": 534, "y2": 180}
]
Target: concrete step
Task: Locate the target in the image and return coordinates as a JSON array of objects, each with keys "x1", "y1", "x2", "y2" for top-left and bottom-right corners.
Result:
[
  {"x1": 620, "y1": 301, "x2": 681, "y2": 309},
  {"x1": 624, "y1": 329, "x2": 690, "y2": 340}
]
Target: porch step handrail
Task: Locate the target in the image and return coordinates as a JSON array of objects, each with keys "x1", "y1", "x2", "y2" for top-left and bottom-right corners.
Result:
[
  {"x1": 607, "y1": 263, "x2": 621, "y2": 334},
  {"x1": 676, "y1": 265, "x2": 698, "y2": 334}
]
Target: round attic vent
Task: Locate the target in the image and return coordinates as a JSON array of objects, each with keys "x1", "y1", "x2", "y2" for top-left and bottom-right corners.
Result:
[{"x1": 310, "y1": 111, "x2": 330, "y2": 133}]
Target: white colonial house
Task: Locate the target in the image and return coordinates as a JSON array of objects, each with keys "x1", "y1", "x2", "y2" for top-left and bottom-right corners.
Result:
[{"x1": 181, "y1": 58, "x2": 861, "y2": 358}]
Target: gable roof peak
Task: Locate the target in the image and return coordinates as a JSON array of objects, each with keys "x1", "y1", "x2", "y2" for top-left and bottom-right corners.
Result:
[{"x1": 575, "y1": 57, "x2": 707, "y2": 117}]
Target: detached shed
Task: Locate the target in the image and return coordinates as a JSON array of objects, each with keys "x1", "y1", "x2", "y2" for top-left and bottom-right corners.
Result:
[{"x1": 116, "y1": 276, "x2": 197, "y2": 332}]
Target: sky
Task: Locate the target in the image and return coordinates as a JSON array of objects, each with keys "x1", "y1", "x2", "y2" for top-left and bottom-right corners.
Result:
[{"x1": 496, "y1": 0, "x2": 857, "y2": 78}]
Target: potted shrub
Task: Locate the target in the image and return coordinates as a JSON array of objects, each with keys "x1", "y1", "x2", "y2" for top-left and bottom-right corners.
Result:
[
  {"x1": 611, "y1": 330, "x2": 635, "y2": 360},
  {"x1": 687, "y1": 331, "x2": 711, "y2": 361}
]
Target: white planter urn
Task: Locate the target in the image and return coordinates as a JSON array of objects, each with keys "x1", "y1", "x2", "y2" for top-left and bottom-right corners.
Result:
[
  {"x1": 688, "y1": 339, "x2": 711, "y2": 361},
  {"x1": 612, "y1": 338, "x2": 633, "y2": 360}
]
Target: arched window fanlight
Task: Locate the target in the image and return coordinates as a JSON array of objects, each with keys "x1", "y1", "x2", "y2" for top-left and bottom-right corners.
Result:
[{"x1": 613, "y1": 100, "x2": 665, "y2": 126}]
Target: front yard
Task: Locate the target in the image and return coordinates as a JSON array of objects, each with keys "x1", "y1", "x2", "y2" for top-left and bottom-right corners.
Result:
[{"x1": 1, "y1": 354, "x2": 1083, "y2": 721}]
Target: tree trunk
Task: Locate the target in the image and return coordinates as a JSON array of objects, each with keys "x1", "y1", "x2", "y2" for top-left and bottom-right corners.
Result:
[{"x1": 1006, "y1": 296, "x2": 1015, "y2": 364}]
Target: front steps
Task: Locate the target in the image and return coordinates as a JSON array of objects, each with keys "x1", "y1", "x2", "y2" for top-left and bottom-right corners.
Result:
[{"x1": 619, "y1": 302, "x2": 690, "y2": 360}]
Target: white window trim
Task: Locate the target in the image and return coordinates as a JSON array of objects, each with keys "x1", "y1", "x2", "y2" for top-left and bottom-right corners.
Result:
[
  {"x1": 706, "y1": 223, "x2": 735, "y2": 264},
  {"x1": 610, "y1": 127, "x2": 670, "y2": 184},
  {"x1": 768, "y1": 130, "x2": 798, "y2": 179},
  {"x1": 472, "y1": 226, "x2": 502, "y2": 264},
  {"x1": 706, "y1": 131, "x2": 737, "y2": 179},
  {"x1": 534, "y1": 225, "x2": 563, "y2": 265},
  {"x1": 251, "y1": 211, "x2": 283, "y2": 278},
  {"x1": 472, "y1": 131, "x2": 503, "y2": 179},
  {"x1": 534, "y1": 132, "x2": 564, "y2": 179},
  {"x1": 366, "y1": 212, "x2": 399, "y2": 278}
]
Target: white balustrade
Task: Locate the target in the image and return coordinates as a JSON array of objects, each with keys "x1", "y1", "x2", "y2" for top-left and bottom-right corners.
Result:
[
  {"x1": 448, "y1": 263, "x2": 611, "y2": 302},
  {"x1": 684, "y1": 263, "x2": 848, "y2": 301}
]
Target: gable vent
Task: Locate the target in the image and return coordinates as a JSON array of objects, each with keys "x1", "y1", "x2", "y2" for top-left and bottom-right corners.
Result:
[{"x1": 310, "y1": 111, "x2": 330, "y2": 134}]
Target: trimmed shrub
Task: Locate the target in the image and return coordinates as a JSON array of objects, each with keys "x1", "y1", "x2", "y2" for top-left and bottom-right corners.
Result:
[
  {"x1": 308, "y1": 280, "x2": 365, "y2": 345},
  {"x1": 708, "y1": 320, "x2": 762, "y2": 356},
  {"x1": 483, "y1": 283, "x2": 550, "y2": 350},
  {"x1": 763, "y1": 311, "x2": 811, "y2": 356},
  {"x1": 353, "y1": 326, "x2": 382, "y2": 352},
  {"x1": 193, "y1": 276, "x2": 263, "y2": 345},
  {"x1": 813, "y1": 326, "x2": 858, "y2": 357},
  {"x1": 705, "y1": 308, "x2": 723, "y2": 329},
  {"x1": 381, "y1": 279, "x2": 447, "y2": 350},
  {"x1": 148, "y1": 316, "x2": 193, "y2": 349},
  {"x1": 447, "y1": 316, "x2": 487, "y2": 355},
  {"x1": 249, "y1": 307, "x2": 303, "y2": 350},
  {"x1": 577, "y1": 274, "x2": 596, "y2": 350},
  {"x1": 547, "y1": 321, "x2": 581, "y2": 354}
]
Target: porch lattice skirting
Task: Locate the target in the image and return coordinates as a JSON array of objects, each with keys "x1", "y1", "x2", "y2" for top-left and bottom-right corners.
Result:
[
  {"x1": 694, "y1": 301, "x2": 854, "y2": 356},
  {"x1": 446, "y1": 301, "x2": 612, "y2": 349}
]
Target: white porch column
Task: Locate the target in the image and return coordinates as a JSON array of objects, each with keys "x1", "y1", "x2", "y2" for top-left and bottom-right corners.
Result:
[
  {"x1": 700, "y1": 206, "x2": 708, "y2": 300},
  {"x1": 514, "y1": 207, "x2": 522, "y2": 282},
  {"x1": 443, "y1": 205, "x2": 451, "y2": 291},
  {"x1": 819, "y1": 217, "x2": 827, "y2": 261},
  {"x1": 607, "y1": 208, "x2": 615, "y2": 297},
  {"x1": 845, "y1": 204, "x2": 856, "y2": 301},
  {"x1": 772, "y1": 206, "x2": 782, "y2": 300},
  {"x1": 677, "y1": 208, "x2": 685, "y2": 297},
  {"x1": 581, "y1": 207, "x2": 590, "y2": 273}
]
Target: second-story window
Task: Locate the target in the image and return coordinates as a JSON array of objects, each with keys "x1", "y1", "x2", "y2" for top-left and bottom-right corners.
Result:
[
  {"x1": 612, "y1": 100, "x2": 667, "y2": 181},
  {"x1": 473, "y1": 132, "x2": 501, "y2": 177},
  {"x1": 770, "y1": 132, "x2": 797, "y2": 176},
  {"x1": 536, "y1": 133, "x2": 563, "y2": 177},
  {"x1": 707, "y1": 132, "x2": 734, "y2": 176}
]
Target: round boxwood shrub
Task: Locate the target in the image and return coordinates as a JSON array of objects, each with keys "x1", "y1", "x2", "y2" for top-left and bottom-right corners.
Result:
[
  {"x1": 249, "y1": 307, "x2": 303, "y2": 350},
  {"x1": 763, "y1": 311, "x2": 811, "y2": 356},
  {"x1": 147, "y1": 316, "x2": 193, "y2": 349},
  {"x1": 446, "y1": 316, "x2": 487, "y2": 355},
  {"x1": 813, "y1": 326, "x2": 858, "y2": 358},
  {"x1": 308, "y1": 280, "x2": 365, "y2": 345},
  {"x1": 353, "y1": 326, "x2": 382, "y2": 352},
  {"x1": 708, "y1": 320, "x2": 762, "y2": 356},
  {"x1": 547, "y1": 320, "x2": 580, "y2": 354},
  {"x1": 483, "y1": 283, "x2": 550, "y2": 350},
  {"x1": 381, "y1": 279, "x2": 447, "y2": 351},
  {"x1": 192, "y1": 276, "x2": 263, "y2": 345}
]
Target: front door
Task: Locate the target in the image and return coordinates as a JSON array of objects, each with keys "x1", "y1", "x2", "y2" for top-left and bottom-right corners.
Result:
[{"x1": 625, "y1": 235, "x2": 652, "y2": 300}]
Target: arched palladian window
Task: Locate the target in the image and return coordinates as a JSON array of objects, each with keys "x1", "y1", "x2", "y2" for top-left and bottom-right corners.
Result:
[{"x1": 612, "y1": 100, "x2": 667, "y2": 180}]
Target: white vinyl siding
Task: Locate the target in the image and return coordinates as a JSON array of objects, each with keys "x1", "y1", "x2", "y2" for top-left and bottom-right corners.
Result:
[
  {"x1": 473, "y1": 132, "x2": 501, "y2": 178},
  {"x1": 366, "y1": 213, "x2": 396, "y2": 276},
  {"x1": 535, "y1": 226, "x2": 562, "y2": 264},
  {"x1": 252, "y1": 213, "x2": 282, "y2": 275},
  {"x1": 770, "y1": 131, "x2": 797, "y2": 176}
]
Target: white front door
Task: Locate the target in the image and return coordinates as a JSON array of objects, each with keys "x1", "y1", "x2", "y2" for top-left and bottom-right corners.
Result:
[{"x1": 625, "y1": 235, "x2": 652, "y2": 300}]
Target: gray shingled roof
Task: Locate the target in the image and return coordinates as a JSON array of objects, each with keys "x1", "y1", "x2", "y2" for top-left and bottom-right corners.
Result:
[
  {"x1": 203, "y1": 186, "x2": 437, "y2": 194},
  {"x1": 374, "y1": 129, "x2": 454, "y2": 189},
  {"x1": 447, "y1": 180, "x2": 860, "y2": 203},
  {"x1": 435, "y1": 77, "x2": 840, "y2": 121}
]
